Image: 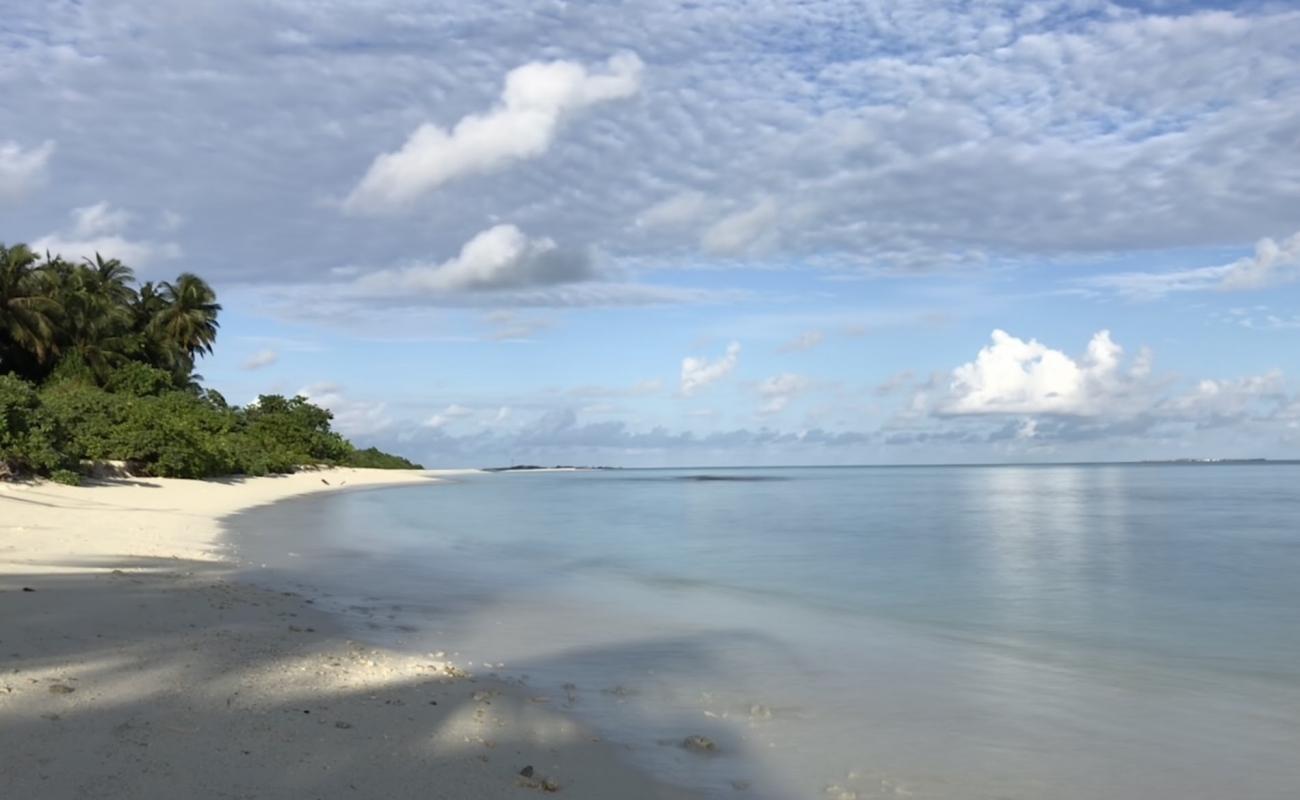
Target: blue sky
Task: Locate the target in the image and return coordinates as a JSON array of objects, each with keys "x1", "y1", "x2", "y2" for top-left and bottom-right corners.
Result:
[{"x1": 2, "y1": 0, "x2": 1299, "y2": 465}]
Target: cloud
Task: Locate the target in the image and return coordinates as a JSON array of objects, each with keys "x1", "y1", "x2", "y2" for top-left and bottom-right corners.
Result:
[
  {"x1": 424, "y1": 403, "x2": 476, "y2": 429},
  {"x1": 1219, "y1": 231, "x2": 1300, "y2": 290},
  {"x1": 567, "y1": 379, "x2": 663, "y2": 398},
  {"x1": 681, "y1": 341, "x2": 740, "y2": 396},
  {"x1": 778, "y1": 330, "x2": 824, "y2": 353},
  {"x1": 345, "y1": 52, "x2": 643, "y2": 212},
  {"x1": 943, "y1": 329, "x2": 1141, "y2": 416},
  {"x1": 481, "y1": 310, "x2": 555, "y2": 341},
  {"x1": 71, "y1": 202, "x2": 132, "y2": 237},
  {"x1": 241, "y1": 349, "x2": 279, "y2": 370},
  {"x1": 351, "y1": 224, "x2": 598, "y2": 296},
  {"x1": 702, "y1": 198, "x2": 780, "y2": 255},
  {"x1": 757, "y1": 373, "x2": 809, "y2": 415},
  {"x1": 30, "y1": 202, "x2": 180, "y2": 269},
  {"x1": 637, "y1": 191, "x2": 712, "y2": 229},
  {"x1": 297, "y1": 382, "x2": 393, "y2": 437},
  {"x1": 1081, "y1": 230, "x2": 1300, "y2": 298},
  {"x1": 0, "y1": 140, "x2": 54, "y2": 202}
]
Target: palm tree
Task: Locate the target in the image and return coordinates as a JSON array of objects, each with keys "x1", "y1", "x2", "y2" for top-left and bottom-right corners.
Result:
[
  {"x1": 82, "y1": 253, "x2": 137, "y2": 307},
  {"x1": 0, "y1": 243, "x2": 61, "y2": 375},
  {"x1": 154, "y1": 273, "x2": 221, "y2": 360}
]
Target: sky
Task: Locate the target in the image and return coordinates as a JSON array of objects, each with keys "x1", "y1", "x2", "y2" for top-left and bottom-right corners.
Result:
[{"x1": 2, "y1": 0, "x2": 1299, "y2": 466}]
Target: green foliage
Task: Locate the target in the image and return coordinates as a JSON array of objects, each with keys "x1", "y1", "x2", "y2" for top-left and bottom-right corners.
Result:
[
  {"x1": 0, "y1": 374, "x2": 67, "y2": 474},
  {"x1": 104, "y1": 361, "x2": 177, "y2": 397},
  {"x1": 347, "y1": 446, "x2": 424, "y2": 470},
  {"x1": 38, "y1": 380, "x2": 132, "y2": 461},
  {"x1": 50, "y1": 468, "x2": 81, "y2": 486},
  {"x1": 1, "y1": 240, "x2": 420, "y2": 481}
]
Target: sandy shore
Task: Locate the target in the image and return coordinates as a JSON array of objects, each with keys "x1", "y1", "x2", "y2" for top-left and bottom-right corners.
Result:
[{"x1": 0, "y1": 469, "x2": 700, "y2": 799}]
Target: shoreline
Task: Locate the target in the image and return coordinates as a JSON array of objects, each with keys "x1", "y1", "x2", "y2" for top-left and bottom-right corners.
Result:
[{"x1": 0, "y1": 469, "x2": 702, "y2": 799}]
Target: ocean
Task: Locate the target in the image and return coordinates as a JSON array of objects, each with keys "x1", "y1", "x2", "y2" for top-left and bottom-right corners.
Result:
[{"x1": 228, "y1": 465, "x2": 1300, "y2": 799}]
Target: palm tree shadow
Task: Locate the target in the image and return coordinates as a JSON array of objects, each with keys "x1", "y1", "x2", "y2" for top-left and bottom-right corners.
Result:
[{"x1": 0, "y1": 563, "x2": 790, "y2": 799}]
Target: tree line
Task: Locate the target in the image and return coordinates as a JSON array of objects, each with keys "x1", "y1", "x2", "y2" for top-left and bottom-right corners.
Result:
[{"x1": 1, "y1": 242, "x2": 420, "y2": 482}]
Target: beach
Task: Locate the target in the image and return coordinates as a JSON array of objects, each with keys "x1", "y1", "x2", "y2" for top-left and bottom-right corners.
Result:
[{"x1": 0, "y1": 470, "x2": 699, "y2": 800}]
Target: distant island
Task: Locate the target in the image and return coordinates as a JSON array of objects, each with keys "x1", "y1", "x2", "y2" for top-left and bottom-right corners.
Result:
[{"x1": 1136, "y1": 458, "x2": 1283, "y2": 465}]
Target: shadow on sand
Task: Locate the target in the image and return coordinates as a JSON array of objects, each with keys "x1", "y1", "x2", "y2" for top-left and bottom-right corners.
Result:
[{"x1": 0, "y1": 559, "x2": 779, "y2": 799}]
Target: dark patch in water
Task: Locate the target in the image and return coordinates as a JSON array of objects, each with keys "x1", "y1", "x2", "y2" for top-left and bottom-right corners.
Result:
[
  {"x1": 676, "y1": 475, "x2": 789, "y2": 482},
  {"x1": 615, "y1": 474, "x2": 791, "y2": 483}
]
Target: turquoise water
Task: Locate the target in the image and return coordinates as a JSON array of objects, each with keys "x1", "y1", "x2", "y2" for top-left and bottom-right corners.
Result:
[{"x1": 230, "y1": 465, "x2": 1300, "y2": 799}]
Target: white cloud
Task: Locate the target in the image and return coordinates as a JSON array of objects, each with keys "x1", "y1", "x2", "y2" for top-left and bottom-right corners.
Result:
[
  {"x1": 297, "y1": 382, "x2": 393, "y2": 437},
  {"x1": 758, "y1": 373, "x2": 810, "y2": 415},
  {"x1": 1219, "y1": 231, "x2": 1300, "y2": 290},
  {"x1": 71, "y1": 202, "x2": 132, "y2": 237},
  {"x1": 424, "y1": 403, "x2": 476, "y2": 429},
  {"x1": 944, "y1": 329, "x2": 1138, "y2": 416},
  {"x1": 482, "y1": 310, "x2": 554, "y2": 341},
  {"x1": 0, "y1": 139, "x2": 54, "y2": 202},
  {"x1": 778, "y1": 330, "x2": 824, "y2": 353},
  {"x1": 702, "y1": 198, "x2": 780, "y2": 255},
  {"x1": 1082, "y1": 230, "x2": 1300, "y2": 298},
  {"x1": 345, "y1": 52, "x2": 643, "y2": 212},
  {"x1": 681, "y1": 341, "x2": 740, "y2": 396},
  {"x1": 352, "y1": 224, "x2": 598, "y2": 296},
  {"x1": 30, "y1": 202, "x2": 180, "y2": 269},
  {"x1": 241, "y1": 349, "x2": 279, "y2": 370},
  {"x1": 637, "y1": 191, "x2": 712, "y2": 229}
]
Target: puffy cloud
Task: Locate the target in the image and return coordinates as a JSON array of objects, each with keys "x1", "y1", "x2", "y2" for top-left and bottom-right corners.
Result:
[
  {"x1": 757, "y1": 373, "x2": 809, "y2": 415},
  {"x1": 241, "y1": 349, "x2": 279, "y2": 371},
  {"x1": 30, "y1": 202, "x2": 180, "y2": 269},
  {"x1": 351, "y1": 224, "x2": 598, "y2": 296},
  {"x1": 1219, "y1": 231, "x2": 1300, "y2": 290},
  {"x1": 943, "y1": 329, "x2": 1139, "y2": 416},
  {"x1": 345, "y1": 53, "x2": 643, "y2": 212},
  {"x1": 778, "y1": 330, "x2": 824, "y2": 353},
  {"x1": 681, "y1": 341, "x2": 740, "y2": 396},
  {"x1": 1081, "y1": 230, "x2": 1300, "y2": 298},
  {"x1": 0, "y1": 140, "x2": 54, "y2": 202},
  {"x1": 297, "y1": 382, "x2": 393, "y2": 437}
]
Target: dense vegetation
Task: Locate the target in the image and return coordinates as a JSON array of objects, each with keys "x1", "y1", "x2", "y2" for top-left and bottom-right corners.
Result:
[{"x1": 0, "y1": 242, "x2": 420, "y2": 481}]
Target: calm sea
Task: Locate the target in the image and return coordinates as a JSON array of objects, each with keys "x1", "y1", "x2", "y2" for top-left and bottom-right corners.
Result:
[{"x1": 228, "y1": 465, "x2": 1300, "y2": 799}]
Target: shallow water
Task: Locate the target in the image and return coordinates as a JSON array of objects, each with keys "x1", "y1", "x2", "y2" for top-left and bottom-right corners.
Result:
[{"x1": 229, "y1": 465, "x2": 1300, "y2": 799}]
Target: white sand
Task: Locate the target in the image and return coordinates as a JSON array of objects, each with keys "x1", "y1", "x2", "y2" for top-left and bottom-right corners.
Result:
[{"x1": 0, "y1": 469, "x2": 700, "y2": 799}]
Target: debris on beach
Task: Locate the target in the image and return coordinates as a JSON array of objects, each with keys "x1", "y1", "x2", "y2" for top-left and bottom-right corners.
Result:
[
  {"x1": 519, "y1": 765, "x2": 535, "y2": 778},
  {"x1": 683, "y1": 734, "x2": 717, "y2": 753},
  {"x1": 48, "y1": 683, "x2": 76, "y2": 694}
]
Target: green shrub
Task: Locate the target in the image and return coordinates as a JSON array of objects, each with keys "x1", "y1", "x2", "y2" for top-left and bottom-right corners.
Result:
[
  {"x1": 104, "y1": 362, "x2": 176, "y2": 397},
  {"x1": 0, "y1": 374, "x2": 67, "y2": 475},
  {"x1": 39, "y1": 381, "x2": 132, "y2": 460},
  {"x1": 50, "y1": 468, "x2": 81, "y2": 486},
  {"x1": 240, "y1": 394, "x2": 354, "y2": 465},
  {"x1": 346, "y1": 446, "x2": 423, "y2": 469}
]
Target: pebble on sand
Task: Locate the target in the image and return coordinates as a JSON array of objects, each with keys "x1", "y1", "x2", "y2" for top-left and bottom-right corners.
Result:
[{"x1": 683, "y1": 734, "x2": 717, "y2": 753}]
